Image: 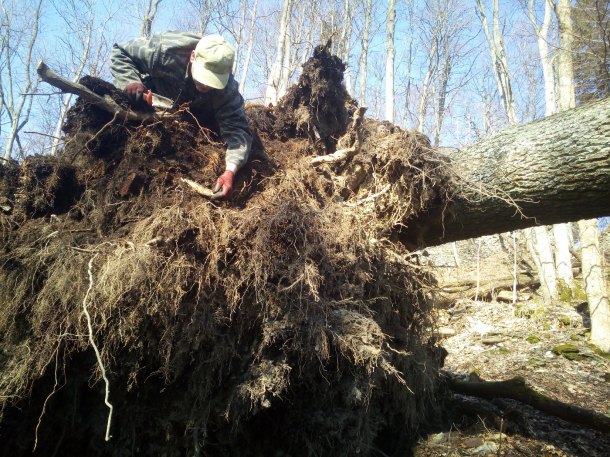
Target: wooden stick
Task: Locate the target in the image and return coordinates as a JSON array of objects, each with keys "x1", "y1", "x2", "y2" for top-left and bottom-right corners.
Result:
[{"x1": 36, "y1": 61, "x2": 153, "y2": 122}]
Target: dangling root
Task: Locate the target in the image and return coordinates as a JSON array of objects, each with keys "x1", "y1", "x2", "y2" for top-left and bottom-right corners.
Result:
[{"x1": 82, "y1": 255, "x2": 114, "y2": 441}]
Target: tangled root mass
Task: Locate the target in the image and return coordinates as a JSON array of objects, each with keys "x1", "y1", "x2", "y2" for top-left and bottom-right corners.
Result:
[{"x1": 0, "y1": 44, "x2": 454, "y2": 456}]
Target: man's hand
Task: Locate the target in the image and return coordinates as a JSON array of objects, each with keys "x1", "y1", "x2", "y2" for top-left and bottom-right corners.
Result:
[
  {"x1": 212, "y1": 169, "x2": 235, "y2": 199},
  {"x1": 125, "y1": 82, "x2": 148, "y2": 102}
]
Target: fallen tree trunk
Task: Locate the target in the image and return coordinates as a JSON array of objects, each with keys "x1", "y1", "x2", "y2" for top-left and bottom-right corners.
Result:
[
  {"x1": 396, "y1": 97, "x2": 610, "y2": 248},
  {"x1": 448, "y1": 375, "x2": 610, "y2": 433}
]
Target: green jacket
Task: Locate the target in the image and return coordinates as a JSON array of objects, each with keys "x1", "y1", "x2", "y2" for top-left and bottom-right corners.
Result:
[{"x1": 110, "y1": 31, "x2": 251, "y2": 170}]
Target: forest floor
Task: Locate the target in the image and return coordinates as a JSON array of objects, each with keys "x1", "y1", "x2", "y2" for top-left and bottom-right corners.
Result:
[{"x1": 413, "y1": 293, "x2": 610, "y2": 456}]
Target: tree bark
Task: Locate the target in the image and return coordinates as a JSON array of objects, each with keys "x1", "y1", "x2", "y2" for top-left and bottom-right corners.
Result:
[
  {"x1": 553, "y1": 223, "x2": 574, "y2": 288},
  {"x1": 395, "y1": 97, "x2": 610, "y2": 248},
  {"x1": 579, "y1": 218, "x2": 610, "y2": 352},
  {"x1": 533, "y1": 226, "x2": 557, "y2": 301}
]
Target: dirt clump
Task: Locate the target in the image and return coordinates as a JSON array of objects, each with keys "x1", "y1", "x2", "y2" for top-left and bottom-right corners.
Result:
[
  {"x1": 0, "y1": 48, "x2": 455, "y2": 457},
  {"x1": 274, "y1": 42, "x2": 357, "y2": 153}
]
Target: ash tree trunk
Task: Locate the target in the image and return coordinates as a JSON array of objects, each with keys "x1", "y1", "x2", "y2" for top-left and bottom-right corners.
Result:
[{"x1": 395, "y1": 96, "x2": 610, "y2": 248}]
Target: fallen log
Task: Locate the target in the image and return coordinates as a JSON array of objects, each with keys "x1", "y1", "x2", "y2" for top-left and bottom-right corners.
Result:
[
  {"x1": 447, "y1": 375, "x2": 610, "y2": 433},
  {"x1": 439, "y1": 274, "x2": 538, "y2": 301},
  {"x1": 396, "y1": 97, "x2": 610, "y2": 248}
]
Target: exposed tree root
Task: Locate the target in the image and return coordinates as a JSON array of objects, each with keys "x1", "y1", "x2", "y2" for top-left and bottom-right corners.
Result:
[
  {"x1": 447, "y1": 374, "x2": 610, "y2": 433},
  {"x1": 82, "y1": 255, "x2": 113, "y2": 441}
]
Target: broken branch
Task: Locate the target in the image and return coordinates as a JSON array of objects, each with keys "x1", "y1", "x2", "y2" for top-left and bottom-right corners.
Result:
[{"x1": 37, "y1": 61, "x2": 153, "y2": 122}]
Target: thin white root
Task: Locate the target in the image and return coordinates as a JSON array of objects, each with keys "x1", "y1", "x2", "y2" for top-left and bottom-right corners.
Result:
[
  {"x1": 33, "y1": 349, "x2": 62, "y2": 451},
  {"x1": 82, "y1": 254, "x2": 113, "y2": 441},
  {"x1": 180, "y1": 177, "x2": 215, "y2": 197}
]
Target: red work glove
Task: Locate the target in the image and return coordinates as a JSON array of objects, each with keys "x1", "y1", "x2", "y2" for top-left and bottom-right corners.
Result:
[
  {"x1": 125, "y1": 82, "x2": 147, "y2": 102},
  {"x1": 212, "y1": 169, "x2": 235, "y2": 199}
]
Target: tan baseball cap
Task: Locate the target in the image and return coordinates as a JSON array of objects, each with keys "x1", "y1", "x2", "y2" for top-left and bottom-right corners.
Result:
[{"x1": 192, "y1": 35, "x2": 235, "y2": 90}]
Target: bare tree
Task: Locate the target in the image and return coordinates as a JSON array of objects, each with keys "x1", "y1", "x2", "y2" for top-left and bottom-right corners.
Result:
[
  {"x1": 475, "y1": 0, "x2": 518, "y2": 125},
  {"x1": 237, "y1": 0, "x2": 259, "y2": 95},
  {"x1": 385, "y1": 0, "x2": 396, "y2": 122},
  {"x1": 181, "y1": 0, "x2": 220, "y2": 35},
  {"x1": 140, "y1": 0, "x2": 162, "y2": 38},
  {"x1": 431, "y1": 0, "x2": 472, "y2": 146},
  {"x1": 1, "y1": 0, "x2": 44, "y2": 161},
  {"x1": 358, "y1": 0, "x2": 373, "y2": 106},
  {"x1": 265, "y1": 0, "x2": 293, "y2": 105},
  {"x1": 552, "y1": 223, "x2": 574, "y2": 289},
  {"x1": 47, "y1": 0, "x2": 96, "y2": 156},
  {"x1": 339, "y1": 0, "x2": 354, "y2": 95},
  {"x1": 572, "y1": 0, "x2": 610, "y2": 103},
  {"x1": 416, "y1": 6, "x2": 440, "y2": 132},
  {"x1": 533, "y1": 226, "x2": 558, "y2": 301},
  {"x1": 399, "y1": 0, "x2": 415, "y2": 129},
  {"x1": 528, "y1": 0, "x2": 556, "y2": 116}
]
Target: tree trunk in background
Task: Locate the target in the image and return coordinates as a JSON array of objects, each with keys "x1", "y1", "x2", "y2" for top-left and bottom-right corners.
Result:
[
  {"x1": 394, "y1": 97, "x2": 610, "y2": 248},
  {"x1": 579, "y1": 219, "x2": 610, "y2": 352},
  {"x1": 524, "y1": 229, "x2": 544, "y2": 285},
  {"x1": 555, "y1": 0, "x2": 576, "y2": 112},
  {"x1": 528, "y1": 0, "x2": 556, "y2": 117},
  {"x1": 417, "y1": 35, "x2": 438, "y2": 133},
  {"x1": 433, "y1": 51, "x2": 451, "y2": 147},
  {"x1": 265, "y1": 0, "x2": 293, "y2": 105},
  {"x1": 140, "y1": 0, "x2": 162, "y2": 38},
  {"x1": 358, "y1": 0, "x2": 372, "y2": 106},
  {"x1": 238, "y1": 0, "x2": 258, "y2": 95},
  {"x1": 476, "y1": 0, "x2": 518, "y2": 125},
  {"x1": 553, "y1": 223, "x2": 574, "y2": 288},
  {"x1": 385, "y1": 0, "x2": 396, "y2": 123},
  {"x1": 533, "y1": 226, "x2": 557, "y2": 301}
]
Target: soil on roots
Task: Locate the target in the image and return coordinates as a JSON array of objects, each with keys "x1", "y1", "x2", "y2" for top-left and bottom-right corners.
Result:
[
  {"x1": 0, "y1": 48, "x2": 456, "y2": 457},
  {"x1": 274, "y1": 42, "x2": 357, "y2": 153}
]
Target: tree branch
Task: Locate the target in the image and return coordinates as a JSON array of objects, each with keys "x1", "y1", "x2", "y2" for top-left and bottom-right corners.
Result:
[{"x1": 36, "y1": 61, "x2": 154, "y2": 123}]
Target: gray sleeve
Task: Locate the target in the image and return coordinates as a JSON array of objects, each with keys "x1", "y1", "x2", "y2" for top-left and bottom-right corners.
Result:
[
  {"x1": 110, "y1": 36, "x2": 158, "y2": 90},
  {"x1": 212, "y1": 78, "x2": 252, "y2": 170}
]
